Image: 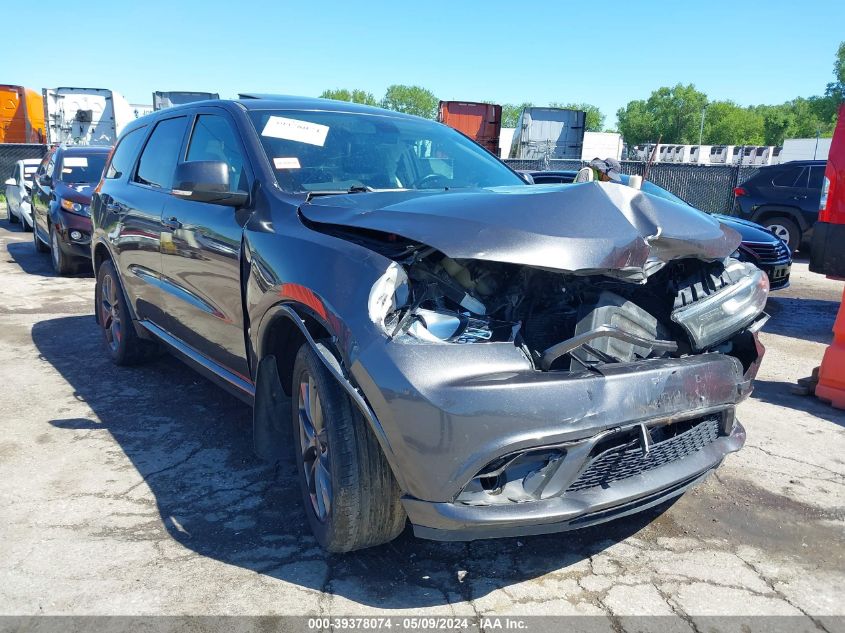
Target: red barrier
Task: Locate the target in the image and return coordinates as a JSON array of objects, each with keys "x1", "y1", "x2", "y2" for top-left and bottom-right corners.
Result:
[{"x1": 816, "y1": 285, "x2": 845, "y2": 410}]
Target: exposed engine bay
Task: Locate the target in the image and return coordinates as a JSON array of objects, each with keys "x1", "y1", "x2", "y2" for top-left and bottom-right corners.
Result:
[{"x1": 363, "y1": 237, "x2": 770, "y2": 373}]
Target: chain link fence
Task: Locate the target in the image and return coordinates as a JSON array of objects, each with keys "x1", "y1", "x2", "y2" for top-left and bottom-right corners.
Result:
[
  {"x1": 0, "y1": 144, "x2": 48, "y2": 185},
  {"x1": 504, "y1": 158, "x2": 760, "y2": 214}
]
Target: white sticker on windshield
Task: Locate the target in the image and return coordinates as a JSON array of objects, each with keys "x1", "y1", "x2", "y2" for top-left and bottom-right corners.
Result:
[
  {"x1": 262, "y1": 116, "x2": 329, "y2": 147},
  {"x1": 274, "y1": 157, "x2": 301, "y2": 169},
  {"x1": 63, "y1": 157, "x2": 89, "y2": 167}
]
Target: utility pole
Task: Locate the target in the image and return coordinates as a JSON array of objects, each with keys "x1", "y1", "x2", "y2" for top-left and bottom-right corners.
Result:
[
  {"x1": 698, "y1": 104, "x2": 708, "y2": 146},
  {"x1": 814, "y1": 129, "x2": 821, "y2": 159}
]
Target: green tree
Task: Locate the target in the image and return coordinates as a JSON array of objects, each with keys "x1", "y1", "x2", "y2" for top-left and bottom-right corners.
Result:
[
  {"x1": 702, "y1": 101, "x2": 765, "y2": 145},
  {"x1": 617, "y1": 84, "x2": 708, "y2": 145},
  {"x1": 549, "y1": 102, "x2": 605, "y2": 131},
  {"x1": 500, "y1": 102, "x2": 533, "y2": 128},
  {"x1": 381, "y1": 85, "x2": 439, "y2": 119},
  {"x1": 319, "y1": 88, "x2": 378, "y2": 106},
  {"x1": 825, "y1": 40, "x2": 845, "y2": 102}
]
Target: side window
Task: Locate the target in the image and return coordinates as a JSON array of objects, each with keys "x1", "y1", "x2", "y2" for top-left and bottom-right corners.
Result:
[
  {"x1": 807, "y1": 166, "x2": 825, "y2": 190},
  {"x1": 134, "y1": 116, "x2": 188, "y2": 190},
  {"x1": 106, "y1": 126, "x2": 147, "y2": 179},
  {"x1": 185, "y1": 115, "x2": 248, "y2": 193},
  {"x1": 46, "y1": 154, "x2": 56, "y2": 179},
  {"x1": 772, "y1": 166, "x2": 804, "y2": 187}
]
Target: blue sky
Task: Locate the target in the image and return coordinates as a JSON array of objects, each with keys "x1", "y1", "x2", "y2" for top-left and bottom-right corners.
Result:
[{"x1": 6, "y1": 0, "x2": 843, "y2": 126}]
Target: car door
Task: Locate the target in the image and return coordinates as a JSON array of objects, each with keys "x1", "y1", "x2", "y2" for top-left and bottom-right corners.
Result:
[
  {"x1": 6, "y1": 163, "x2": 22, "y2": 212},
  {"x1": 803, "y1": 165, "x2": 825, "y2": 215},
  {"x1": 765, "y1": 165, "x2": 807, "y2": 208},
  {"x1": 31, "y1": 152, "x2": 55, "y2": 240},
  {"x1": 158, "y1": 109, "x2": 252, "y2": 378},
  {"x1": 109, "y1": 116, "x2": 190, "y2": 323}
]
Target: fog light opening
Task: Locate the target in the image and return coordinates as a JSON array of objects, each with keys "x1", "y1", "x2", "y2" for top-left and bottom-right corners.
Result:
[{"x1": 70, "y1": 230, "x2": 83, "y2": 241}]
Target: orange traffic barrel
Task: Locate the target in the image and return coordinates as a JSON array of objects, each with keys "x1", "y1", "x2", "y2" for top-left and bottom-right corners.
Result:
[{"x1": 816, "y1": 285, "x2": 845, "y2": 409}]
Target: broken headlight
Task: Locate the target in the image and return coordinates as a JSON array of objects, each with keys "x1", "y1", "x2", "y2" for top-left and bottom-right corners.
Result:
[
  {"x1": 671, "y1": 263, "x2": 769, "y2": 351},
  {"x1": 368, "y1": 262, "x2": 409, "y2": 334}
]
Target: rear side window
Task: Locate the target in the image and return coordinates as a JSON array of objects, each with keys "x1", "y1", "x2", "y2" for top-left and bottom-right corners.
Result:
[
  {"x1": 106, "y1": 126, "x2": 147, "y2": 179},
  {"x1": 772, "y1": 166, "x2": 805, "y2": 187},
  {"x1": 134, "y1": 117, "x2": 188, "y2": 189},
  {"x1": 807, "y1": 166, "x2": 825, "y2": 190}
]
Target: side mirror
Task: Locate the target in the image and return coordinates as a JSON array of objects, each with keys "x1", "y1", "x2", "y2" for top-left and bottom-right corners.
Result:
[
  {"x1": 4, "y1": 178, "x2": 15, "y2": 187},
  {"x1": 38, "y1": 174, "x2": 52, "y2": 187},
  {"x1": 518, "y1": 172, "x2": 535, "y2": 185},
  {"x1": 172, "y1": 161, "x2": 247, "y2": 207}
]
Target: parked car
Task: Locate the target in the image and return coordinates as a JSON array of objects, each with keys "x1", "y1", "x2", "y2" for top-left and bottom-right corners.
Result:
[
  {"x1": 732, "y1": 160, "x2": 825, "y2": 251},
  {"x1": 4, "y1": 158, "x2": 42, "y2": 230},
  {"x1": 523, "y1": 170, "x2": 792, "y2": 289},
  {"x1": 31, "y1": 145, "x2": 111, "y2": 274},
  {"x1": 91, "y1": 97, "x2": 767, "y2": 552}
]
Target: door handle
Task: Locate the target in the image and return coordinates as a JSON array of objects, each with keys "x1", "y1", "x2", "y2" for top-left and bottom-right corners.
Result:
[{"x1": 163, "y1": 216, "x2": 182, "y2": 230}]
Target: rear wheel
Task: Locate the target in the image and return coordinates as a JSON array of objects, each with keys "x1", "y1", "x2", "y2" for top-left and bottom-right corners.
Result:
[
  {"x1": 762, "y1": 216, "x2": 800, "y2": 252},
  {"x1": 7, "y1": 199, "x2": 18, "y2": 224},
  {"x1": 33, "y1": 222, "x2": 49, "y2": 252},
  {"x1": 291, "y1": 342, "x2": 406, "y2": 552},
  {"x1": 96, "y1": 259, "x2": 156, "y2": 365}
]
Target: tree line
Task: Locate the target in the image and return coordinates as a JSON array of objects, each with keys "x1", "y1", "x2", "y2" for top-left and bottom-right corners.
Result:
[{"x1": 320, "y1": 41, "x2": 843, "y2": 147}]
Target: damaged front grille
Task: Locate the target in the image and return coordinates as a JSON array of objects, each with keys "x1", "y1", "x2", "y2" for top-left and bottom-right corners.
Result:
[{"x1": 565, "y1": 415, "x2": 722, "y2": 493}]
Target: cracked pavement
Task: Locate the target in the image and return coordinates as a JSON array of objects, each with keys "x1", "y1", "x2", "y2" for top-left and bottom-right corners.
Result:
[{"x1": 0, "y1": 223, "x2": 843, "y2": 627}]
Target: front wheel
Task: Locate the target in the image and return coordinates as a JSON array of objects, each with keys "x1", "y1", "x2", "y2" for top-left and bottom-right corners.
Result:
[
  {"x1": 291, "y1": 343, "x2": 406, "y2": 552},
  {"x1": 7, "y1": 199, "x2": 19, "y2": 224},
  {"x1": 50, "y1": 223, "x2": 76, "y2": 275},
  {"x1": 762, "y1": 216, "x2": 800, "y2": 252}
]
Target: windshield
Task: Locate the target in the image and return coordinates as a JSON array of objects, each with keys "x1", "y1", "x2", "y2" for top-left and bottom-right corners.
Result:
[
  {"x1": 59, "y1": 154, "x2": 108, "y2": 184},
  {"x1": 248, "y1": 109, "x2": 523, "y2": 193}
]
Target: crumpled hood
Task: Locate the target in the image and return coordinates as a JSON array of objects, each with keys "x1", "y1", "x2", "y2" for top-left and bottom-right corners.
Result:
[
  {"x1": 55, "y1": 182, "x2": 94, "y2": 205},
  {"x1": 301, "y1": 182, "x2": 742, "y2": 278}
]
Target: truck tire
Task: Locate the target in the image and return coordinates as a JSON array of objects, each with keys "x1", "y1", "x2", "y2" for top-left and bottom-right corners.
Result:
[
  {"x1": 291, "y1": 342, "x2": 406, "y2": 552},
  {"x1": 95, "y1": 259, "x2": 156, "y2": 365},
  {"x1": 761, "y1": 216, "x2": 800, "y2": 252}
]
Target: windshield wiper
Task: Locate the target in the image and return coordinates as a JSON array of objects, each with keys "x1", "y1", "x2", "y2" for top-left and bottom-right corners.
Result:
[{"x1": 306, "y1": 185, "x2": 375, "y2": 201}]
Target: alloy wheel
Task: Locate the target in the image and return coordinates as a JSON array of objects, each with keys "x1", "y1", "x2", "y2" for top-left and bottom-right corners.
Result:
[
  {"x1": 297, "y1": 373, "x2": 332, "y2": 522},
  {"x1": 51, "y1": 227, "x2": 61, "y2": 269},
  {"x1": 767, "y1": 224, "x2": 791, "y2": 245},
  {"x1": 99, "y1": 272, "x2": 122, "y2": 353}
]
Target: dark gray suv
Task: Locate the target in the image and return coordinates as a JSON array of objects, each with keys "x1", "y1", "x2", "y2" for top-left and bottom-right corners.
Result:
[{"x1": 90, "y1": 96, "x2": 768, "y2": 551}]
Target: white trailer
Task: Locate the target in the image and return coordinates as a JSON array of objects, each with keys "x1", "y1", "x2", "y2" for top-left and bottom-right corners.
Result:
[
  {"x1": 778, "y1": 137, "x2": 832, "y2": 162},
  {"x1": 509, "y1": 107, "x2": 586, "y2": 160},
  {"x1": 499, "y1": 127, "x2": 515, "y2": 159},
  {"x1": 688, "y1": 145, "x2": 712, "y2": 165},
  {"x1": 152, "y1": 91, "x2": 220, "y2": 111},
  {"x1": 580, "y1": 131, "x2": 623, "y2": 161},
  {"x1": 43, "y1": 87, "x2": 134, "y2": 145}
]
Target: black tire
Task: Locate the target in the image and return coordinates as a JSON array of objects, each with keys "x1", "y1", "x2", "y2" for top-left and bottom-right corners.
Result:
[
  {"x1": 33, "y1": 222, "x2": 49, "y2": 252},
  {"x1": 95, "y1": 259, "x2": 156, "y2": 365},
  {"x1": 50, "y1": 223, "x2": 76, "y2": 275},
  {"x1": 291, "y1": 342, "x2": 406, "y2": 552},
  {"x1": 761, "y1": 216, "x2": 801, "y2": 252},
  {"x1": 7, "y1": 199, "x2": 19, "y2": 224}
]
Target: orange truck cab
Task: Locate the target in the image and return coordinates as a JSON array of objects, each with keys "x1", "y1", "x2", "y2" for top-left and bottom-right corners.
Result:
[
  {"x1": 0, "y1": 85, "x2": 46, "y2": 144},
  {"x1": 810, "y1": 103, "x2": 845, "y2": 279}
]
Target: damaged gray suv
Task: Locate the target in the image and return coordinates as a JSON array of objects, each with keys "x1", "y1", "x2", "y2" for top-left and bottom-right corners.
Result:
[{"x1": 90, "y1": 97, "x2": 768, "y2": 552}]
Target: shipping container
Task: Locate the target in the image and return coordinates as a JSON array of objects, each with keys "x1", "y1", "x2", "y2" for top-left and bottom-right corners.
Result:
[
  {"x1": 0, "y1": 85, "x2": 46, "y2": 143},
  {"x1": 509, "y1": 107, "x2": 586, "y2": 160},
  {"x1": 43, "y1": 87, "x2": 134, "y2": 145},
  {"x1": 437, "y1": 101, "x2": 502, "y2": 155},
  {"x1": 779, "y1": 137, "x2": 832, "y2": 163},
  {"x1": 153, "y1": 91, "x2": 220, "y2": 111}
]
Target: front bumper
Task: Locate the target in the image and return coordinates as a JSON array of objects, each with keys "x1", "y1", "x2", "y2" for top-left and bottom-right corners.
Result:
[
  {"x1": 405, "y1": 417, "x2": 744, "y2": 541},
  {"x1": 55, "y1": 210, "x2": 93, "y2": 259},
  {"x1": 352, "y1": 330, "x2": 763, "y2": 541}
]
